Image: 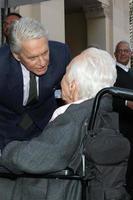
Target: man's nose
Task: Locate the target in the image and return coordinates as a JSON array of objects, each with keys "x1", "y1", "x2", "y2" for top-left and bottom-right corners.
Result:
[
  {"x1": 121, "y1": 51, "x2": 125, "y2": 56},
  {"x1": 38, "y1": 56, "x2": 45, "y2": 66}
]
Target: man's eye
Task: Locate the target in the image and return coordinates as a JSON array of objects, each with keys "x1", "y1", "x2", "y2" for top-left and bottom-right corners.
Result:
[
  {"x1": 29, "y1": 57, "x2": 36, "y2": 61},
  {"x1": 117, "y1": 49, "x2": 130, "y2": 54}
]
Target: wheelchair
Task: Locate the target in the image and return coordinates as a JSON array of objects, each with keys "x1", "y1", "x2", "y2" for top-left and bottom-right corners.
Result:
[{"x1": 0, "y1": 87, "x2": 133, "y2": 200}]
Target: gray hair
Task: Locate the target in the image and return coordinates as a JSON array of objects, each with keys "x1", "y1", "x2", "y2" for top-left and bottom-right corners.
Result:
[
  {"x1": 8, "y1": 17, "x2": 49, "y2": 53},
  {"x1": 67, "y1": 48, "x2": 116, "y2": 100},
  {"x1": 115, "y1": 40, "x2": 131, "y2": 53}
]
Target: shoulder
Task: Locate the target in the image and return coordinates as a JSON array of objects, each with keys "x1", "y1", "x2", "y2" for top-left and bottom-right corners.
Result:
[
  {"x1": 48, "y1": 40, "x2": 71, "y2": 65},
  {"x1": 129, "y1": 67, "x2": 133, "y2": 74},
  {"x1": 49, "y1": 40, "x2": 71, "y2": 57},
  {"x1": 64, "y1": 99, "x2": 94, "y2": 122},
  {"x1": 0, "y1": 44, "x2": 19, "y2": 73},
  {"x1": 0, "y1": 44, "x2": 12, "y2": 70},
  {"x1": 49, "y1": 40, "x2": 69, "y2": 49},
  {"x1": 0, "y1": 44, "x2": 10, "y2": 55}
]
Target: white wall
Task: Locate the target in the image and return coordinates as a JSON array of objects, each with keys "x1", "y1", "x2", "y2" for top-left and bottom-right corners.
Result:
[
  {"x1": 14, "y1": 0, "x2": 130, "y2": 55},
  {"x1": 87, "y1": 17, "x2": 106, "y2": 50},
  {"x1": 40, "y1": 0, "x2": 65, "y2": 42},
  {"x1": 16, "y1": 0, "x2": 65, "y2": 42},
  {"x1": 16, "y1": 3, "x2": 40, "y2": 19},
  {"x1": 112, "y1": 0, "x2": 130, "y2": 50}
]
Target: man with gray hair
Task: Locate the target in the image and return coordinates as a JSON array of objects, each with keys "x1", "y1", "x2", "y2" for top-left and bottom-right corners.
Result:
[
  {"x1": 0, "y1": 48, "x2": 130, "y2": 200},
  {"x1": 0, "y1": 17, "x2": 71, "y2": 149},
  {"x1": 114, "y1": 41, "x2": 133, "y2": 194}
]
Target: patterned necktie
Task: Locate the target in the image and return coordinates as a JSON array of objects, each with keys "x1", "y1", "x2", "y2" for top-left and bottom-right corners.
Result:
[{"x1": 27, "y1": 72, "x2": 38, "y2": 105}]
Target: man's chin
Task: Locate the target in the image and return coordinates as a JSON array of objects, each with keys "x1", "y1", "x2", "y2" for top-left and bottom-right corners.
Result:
[
  {"x1": 121, "y1": 61, "x2": 129, "y2": 65},
  {"x1": 35, "y1": 68, "x2": 48, "y2": 76}
]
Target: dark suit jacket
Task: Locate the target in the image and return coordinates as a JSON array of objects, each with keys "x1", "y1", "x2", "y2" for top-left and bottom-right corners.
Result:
[
  {"x1": 0, "y1": 96, "x2": 130, "y2": 200},
  {"x1": 113, "y1": 65, "x2": 133, "y2": 142},
  {"x1": 0, "y1": 41, "x2": 71, "y2": 148}
]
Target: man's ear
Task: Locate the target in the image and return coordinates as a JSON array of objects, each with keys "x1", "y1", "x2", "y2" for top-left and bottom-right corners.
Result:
[
  {"x1": 69, "y1": 80, "x2": 79, "y2": 102},
  {"x1": 12, "y1": 52, "x2": 20, "y2": 61}
]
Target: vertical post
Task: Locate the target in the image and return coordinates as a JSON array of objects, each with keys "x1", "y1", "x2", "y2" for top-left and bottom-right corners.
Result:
[
  {"x1": 2, "y1": 0, "x2": 10, "y2": 45},
  {"x1": 4, "y1": 0, "x2": 9, "y2": 16},
  {"x1": 129, "y1": 0, "x2": 133, "y2": 67}
]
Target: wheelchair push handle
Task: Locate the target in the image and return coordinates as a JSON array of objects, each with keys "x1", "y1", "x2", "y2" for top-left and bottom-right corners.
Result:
[
  {"x1": 100, "y1": 87, "x2": 133, "y2": 100},
  {"x1": 88, "y1": 86, "x2": 133, "y2": 131}
]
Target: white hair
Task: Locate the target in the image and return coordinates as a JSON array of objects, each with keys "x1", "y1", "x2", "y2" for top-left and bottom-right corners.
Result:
[
  {"x1": 67, "y1": 48, "x2": 116, "y2": 99},
  {"x1": 8, "y1": 17, "x2": 49, "y2": 53}
]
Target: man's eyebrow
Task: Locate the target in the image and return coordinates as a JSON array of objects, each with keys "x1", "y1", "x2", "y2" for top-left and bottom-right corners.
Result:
[
  {"x1": 117, "y1": 48, "x2": 131, "y2": 51},
  {"x1": 26, "y1": 55, "x2": 38, "y2": 59},
  {"x1": 27, "y1": 51, "x2": 48, "y2": 59}
]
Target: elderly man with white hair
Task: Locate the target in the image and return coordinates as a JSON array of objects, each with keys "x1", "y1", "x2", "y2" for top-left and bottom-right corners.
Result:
[
  {"x1": 51, "y1": 47, "x2": 116, "y2": 120},
  {"x1": 0, "y1": 48, "x2": 130, "y2": 200}
]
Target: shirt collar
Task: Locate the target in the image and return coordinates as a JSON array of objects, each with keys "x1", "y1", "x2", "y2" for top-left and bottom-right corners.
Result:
[
  {"x1": 116, "y1": 62, "x2": 129, "y2": 72},
  {"x1": 20, "y1": 63, "x2": 30, "y2": 74}
]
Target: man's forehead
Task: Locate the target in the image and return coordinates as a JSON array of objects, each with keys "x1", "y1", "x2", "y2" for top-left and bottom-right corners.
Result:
[
  {"x1": 21, "y1": 37, "x2": 48, "y2": 48},
  {"x1": 117, "y1": 43, "x2": 130, "y2": 50},
  {"x1": 20, "y1": 38, "x2": 49, "y2": 57}
]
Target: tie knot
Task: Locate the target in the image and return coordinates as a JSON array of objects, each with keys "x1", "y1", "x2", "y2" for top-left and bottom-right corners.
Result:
[{"x1": 30, "y1": 72, "x2": 36, "y2": 79}]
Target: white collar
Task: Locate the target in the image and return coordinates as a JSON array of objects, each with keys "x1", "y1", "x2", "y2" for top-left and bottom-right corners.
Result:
[
  {"x1": 50, "y1": 98, "x2": 88, "y2": 122},
  {"x1": 116, "y1": 62, "x2": 129, "y2": 72}
]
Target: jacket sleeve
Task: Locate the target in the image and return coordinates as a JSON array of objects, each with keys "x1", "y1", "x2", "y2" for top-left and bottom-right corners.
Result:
[{"x1": 0, "y1": 107, "x2": 84, "y2": 174}]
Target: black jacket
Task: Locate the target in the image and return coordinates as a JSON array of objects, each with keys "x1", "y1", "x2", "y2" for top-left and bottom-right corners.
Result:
[
  {"x1": 113, "y1": 65, "x2": 133, "y2": 142},
  {"x1": 0, "y1": 41, "x2": 71, "y2": 148}
]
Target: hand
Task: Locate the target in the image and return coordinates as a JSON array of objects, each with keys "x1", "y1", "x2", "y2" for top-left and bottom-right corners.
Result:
[{"x1": 127, "y1": 100, "x2": 133, "y2": 110}]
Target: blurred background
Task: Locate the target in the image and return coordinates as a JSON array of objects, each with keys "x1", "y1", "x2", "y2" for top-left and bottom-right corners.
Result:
[{"x1": 0, "y1": 0, "x2": 132, "y2": 59}]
